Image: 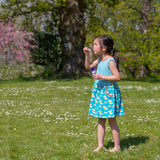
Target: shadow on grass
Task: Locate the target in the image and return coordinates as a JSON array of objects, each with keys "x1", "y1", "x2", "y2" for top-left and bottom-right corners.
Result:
[{"x1": 104, "y1": 136, "x2": 149, "y2": 151}]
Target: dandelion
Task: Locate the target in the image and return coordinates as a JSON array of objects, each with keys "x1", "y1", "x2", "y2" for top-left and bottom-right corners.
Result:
[
  {"x1": 129, "y1": 145, "x2": 135, "y2": 150},
  {"x1": 44, "y1": 81, "x2": 56, "y2": 84},
  {"x1": 44, "y1": 119, "x2": 51, "y2": 123},
  {"x1": 57, "y1": 86, "x2": 73, "y2": 90},
  {"x1": 146, "y1": 99, "x2": 160, "y2": 103},
  {"x1": 5, "y1": 111, "x2": 10, "y2": 115},
  {"x1": 84, "y1": 143, "x2": 88, "y2": 147}
]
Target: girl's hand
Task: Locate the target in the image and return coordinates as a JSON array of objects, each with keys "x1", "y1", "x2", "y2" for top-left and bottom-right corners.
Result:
[
  {"x1": 93, "y1": 74, "x2": 103, "y2": 80},
  {"x1": 83, "y1": 47, "x2": 90, "y2": 55}
]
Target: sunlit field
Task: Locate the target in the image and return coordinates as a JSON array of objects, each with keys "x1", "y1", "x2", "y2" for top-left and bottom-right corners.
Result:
[{"x1": 0, "y1": 77, "x2": 160, "y2": 160}]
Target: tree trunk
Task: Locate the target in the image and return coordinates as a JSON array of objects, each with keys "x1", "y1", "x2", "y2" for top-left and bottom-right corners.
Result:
[
  {"x1": 59, "y1": 0, "x2": 87, "y2": 77},
  {"x1": 137, "y1": 0, "x2": 151, "y2": 78},
  {"x1": 140, "y1": 0, "x2": 151, "y2": 33}
]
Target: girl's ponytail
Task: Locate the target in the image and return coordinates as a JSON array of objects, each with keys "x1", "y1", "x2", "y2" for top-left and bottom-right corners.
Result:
[{"x1": 112, "y1": 48, "x2": 119, "y2": 71}]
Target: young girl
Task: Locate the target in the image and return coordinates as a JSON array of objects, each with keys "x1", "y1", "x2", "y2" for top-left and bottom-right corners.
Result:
[{"x1": 83, "y1": 35, "x2": 124, "y2": 152}]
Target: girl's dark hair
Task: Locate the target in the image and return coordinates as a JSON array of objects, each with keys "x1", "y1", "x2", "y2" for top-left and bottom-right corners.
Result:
[{"x1": 96, "y1": 35, "x2": 119, "y2": 70}]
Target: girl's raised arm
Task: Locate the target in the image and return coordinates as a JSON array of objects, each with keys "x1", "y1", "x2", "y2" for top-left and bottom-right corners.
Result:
[{"x1": 83, "y1": 47, "x2": 99, "y2": 70}]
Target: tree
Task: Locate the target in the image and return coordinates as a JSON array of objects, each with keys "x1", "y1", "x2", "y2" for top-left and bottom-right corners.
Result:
[
  {"x1": 1, "y1": 0, "x2": 160, "y2": 78},
  {"x1": 137, "y1": 0, "x2": 151, "y2": 77},
  {"x1": 85, "y1": 0, "x2": 160, "y2": 77},
  {"x1": 84, "y1": 0, "x2": 143, "y2": 77},
  {"x1": 59, "y1": 0, "x2": 87, "y2": 77},
  {"x1": 1, "y1": 0, "x2": 87, "y2": 77},
  {"x1": 0, "y1": 20, "x2": 35, "y2": 66}
]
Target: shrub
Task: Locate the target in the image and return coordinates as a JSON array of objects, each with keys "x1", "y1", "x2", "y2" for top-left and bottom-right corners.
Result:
[{"x1": 30, "y1": 32, "x2": 62, "y2": 76}]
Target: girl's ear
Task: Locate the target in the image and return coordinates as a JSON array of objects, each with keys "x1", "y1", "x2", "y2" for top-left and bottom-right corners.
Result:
[{"x1": 102, "y1": 46, "x2": 107, "y2": 52}]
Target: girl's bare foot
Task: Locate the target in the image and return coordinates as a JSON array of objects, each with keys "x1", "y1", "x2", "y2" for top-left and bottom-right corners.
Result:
[
  {"x1": 93, "y1": 146, "x2": 103, "y2": 152},
  {"x1": 109, "y1": 147, "x2": 121, "y2": 152}
]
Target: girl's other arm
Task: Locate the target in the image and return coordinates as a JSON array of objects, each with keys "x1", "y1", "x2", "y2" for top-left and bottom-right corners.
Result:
[{"x1": 108, "y1": 60, "x2": 120, "y2": 81}]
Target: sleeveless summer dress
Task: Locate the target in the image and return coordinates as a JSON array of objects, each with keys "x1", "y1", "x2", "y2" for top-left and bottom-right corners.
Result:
[{"x1": 88, "y1": 56, "x2": 125, "y2": 118}]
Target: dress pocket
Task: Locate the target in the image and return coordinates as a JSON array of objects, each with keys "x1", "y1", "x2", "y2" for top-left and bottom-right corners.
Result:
[{"x1": 105, "y1": 85, "x2": 114, "y2": 97}]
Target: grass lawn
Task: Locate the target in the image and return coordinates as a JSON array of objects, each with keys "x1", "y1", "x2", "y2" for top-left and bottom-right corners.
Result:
[{"x1": 0, "y1": 77, "x2": 160, "y2": 160}]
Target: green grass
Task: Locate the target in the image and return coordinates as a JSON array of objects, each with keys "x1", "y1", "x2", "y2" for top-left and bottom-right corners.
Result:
[{"x1": 0, "y1": 77, "x2": 160, "y2": 160}]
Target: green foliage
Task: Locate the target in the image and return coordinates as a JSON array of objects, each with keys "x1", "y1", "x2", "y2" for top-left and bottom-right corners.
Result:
[
  {"x1": 0, "y1": 0, "x2": 63, "y2": 32},
  {"x1": 1, "y1": 0, "x2": 160, "y2": 78},
  {"x1": 30, "y1": 32, "x2": 62, "y2": 75},
  {"x1": 85, "y1": 0, "x2": 160, "y2": 77}
]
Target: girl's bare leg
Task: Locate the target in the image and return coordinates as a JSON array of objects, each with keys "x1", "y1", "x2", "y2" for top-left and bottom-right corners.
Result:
[
  {"x1": 108, "y1": 117, "x2": 121, "y2": 152},
  {"x1": 93, "y1": 118, "x2": 106, "y2": 152}
]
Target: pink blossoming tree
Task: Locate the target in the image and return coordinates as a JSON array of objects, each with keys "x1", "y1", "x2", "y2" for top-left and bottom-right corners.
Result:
[{"x1": 0, "y1": 20, "x2": 35, "y2": 65}]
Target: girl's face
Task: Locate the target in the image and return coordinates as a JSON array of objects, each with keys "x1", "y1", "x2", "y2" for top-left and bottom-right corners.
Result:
[{"x1": 93, "y1": 38, "x2": 102, "y2": 55}]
